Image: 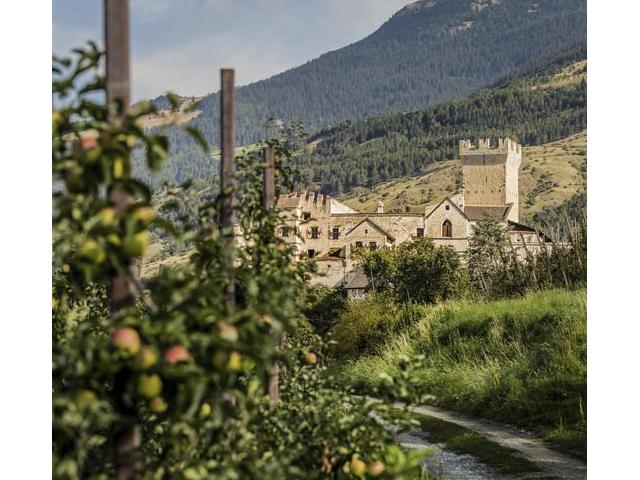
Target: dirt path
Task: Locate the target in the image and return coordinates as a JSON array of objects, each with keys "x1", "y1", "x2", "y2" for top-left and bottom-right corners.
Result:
[{"x1": 404, "y1": 403, "x2": 586, "y2": 480}]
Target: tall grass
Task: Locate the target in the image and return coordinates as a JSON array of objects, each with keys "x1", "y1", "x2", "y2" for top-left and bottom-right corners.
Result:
[{"x1": 338, "y1": 289, "x2": 587, "y2": 454}]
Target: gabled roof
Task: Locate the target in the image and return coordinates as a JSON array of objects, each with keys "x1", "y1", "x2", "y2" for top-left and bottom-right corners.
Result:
[
  {"x1": 425, "y1": 197, "x2": 469, "y2": 221},
  {"x1": 507, "y1": 221, "x2": 553, "y2": 242},
  {"x1": 345, "y1": 272, "x2": 369, "y2": 290},
  {"x1": 464, "y1": 204, "x2": 512, "y2": 221},
  {"x1": 344, "y1": 217, "x2": 396, "y2": 242},
  {"x1": 315, "y1": 255, "x2": 344, "y2": 262}
]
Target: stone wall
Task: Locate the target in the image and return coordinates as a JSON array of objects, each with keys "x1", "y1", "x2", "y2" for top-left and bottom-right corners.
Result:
[
  {"x1": 460, "y1": 138, "x2": 522, "y2": 222},
  {"x1": 425, "y1": 199, "x2": 469, "y2": 239}
]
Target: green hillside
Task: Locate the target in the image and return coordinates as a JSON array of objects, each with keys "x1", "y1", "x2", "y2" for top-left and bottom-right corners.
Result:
[
  {"x1": 337, "y1": 289, "x2": 587, "y2": 455},
  {"x1": 340, "y1": 131, "x2": 587, "y2": 224}
]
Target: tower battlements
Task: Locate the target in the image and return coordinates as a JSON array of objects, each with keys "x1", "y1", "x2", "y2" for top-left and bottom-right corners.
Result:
[
  {"x1": 459, "y1": 137, "x2": 522, "y2": 222},
  {"x1": 459, "y1": 137, "x2": 522, "y2": 156}
]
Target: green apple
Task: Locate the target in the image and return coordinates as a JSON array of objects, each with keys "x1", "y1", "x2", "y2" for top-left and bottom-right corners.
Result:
[
  {"x1": 80, "y1": 239, "x2": 106, "y2": 264},
  {"x1": 123, "y1": 231, "x2": 149, "y2": 257},
  {"x1": 133, "y1": 346, "x2": 157, "y2": 370},
  {"x1": 132, "y1": 206, "x2": 154, "y2": 224},
  {"x1": 73, "y1": 389, "x2": 97, "y2": 410},
  {"x1": 228, "y1": 351, "x2": 242, "y2": 372},
  {"x1": 219, "y1": 323, "x2": 238, "y2": 343},
  {"x1": 137, "y1": 374, "x2": 162, "y2": 399},
  {"x1": 350, "y1": 457, "x2": 366, "y2": 477},
  {"x1": 98, "y1": 207, "x2": 117, "y2": 226},
  {"x1": 199, "y1": 402, "x2": 212, "y2": 418}
]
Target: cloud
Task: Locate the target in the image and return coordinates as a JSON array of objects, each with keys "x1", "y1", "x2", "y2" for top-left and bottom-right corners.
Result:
[{"x1": 54, "y1": 0, "x2": 413, "y2": 101}]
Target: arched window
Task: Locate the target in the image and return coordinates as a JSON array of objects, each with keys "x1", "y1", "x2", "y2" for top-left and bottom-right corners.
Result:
[{"x1": 442, "y1": 220, "x2": 452, "y2": 238}]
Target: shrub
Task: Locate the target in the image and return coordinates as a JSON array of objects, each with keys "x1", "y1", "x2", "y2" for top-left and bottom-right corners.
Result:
[
  {"x1": 331, "y1": 294, "x2": 398, "y2": 357},
  {"x1": 302, "y1": 285, "x2": 348, "y2": 336},
  {"x1": 353, "y1": 238, "x2": 468, "y2": 304}
]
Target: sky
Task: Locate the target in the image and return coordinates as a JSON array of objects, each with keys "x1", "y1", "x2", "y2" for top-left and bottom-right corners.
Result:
[{"x1": 53, "y1": 0, "x2": 412, "y2": 101}]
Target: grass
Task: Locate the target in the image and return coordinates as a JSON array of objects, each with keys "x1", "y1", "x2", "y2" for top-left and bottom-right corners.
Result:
[
  {"x1": 412, "y1": 413, "x2": 544, "y2": 477},
  {"x1": 339, "y1": 131, "x2": 586, "y2": 222},
  {"x1": 337, "y1": 289, "x2": 587, "y2": 456}
]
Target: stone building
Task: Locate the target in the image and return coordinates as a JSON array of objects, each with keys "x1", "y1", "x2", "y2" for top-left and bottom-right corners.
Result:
[{"x1": 275, "y1": 138, "x2": 550, "y2": 287}]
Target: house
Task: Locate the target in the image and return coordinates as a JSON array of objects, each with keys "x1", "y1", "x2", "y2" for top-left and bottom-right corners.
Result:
[{"x1": 275, "y1": 138, "x2": 550, "y2": 287}]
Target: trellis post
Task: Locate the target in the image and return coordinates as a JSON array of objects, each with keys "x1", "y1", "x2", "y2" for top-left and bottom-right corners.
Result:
[
  {"x1": 219, "y1": 69, "x2": 236, "y2": 311},
  {"x1": 104, "y1": 2, "x2": 140, "y2": 479},
  {"x1": 263, "y1": 142, "x2": 280, "y2": 406}
]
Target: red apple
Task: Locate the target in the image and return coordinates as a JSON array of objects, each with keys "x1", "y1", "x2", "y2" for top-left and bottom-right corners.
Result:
[
  {"x1": 368, "y1": 461, "x2": 385, "y2": 477},
  {"x1": 305, "y1": 352, "x2": 317, "y2": 365},
  {"x1": 164, "y1": 345, "x2": 190, "y2": 364},
  {"x1": 150, "y1": 397, "x2": 168, "y2": 414},
  {"x1": 111, "y1": 327, "x2": 141, "y2": 356}
]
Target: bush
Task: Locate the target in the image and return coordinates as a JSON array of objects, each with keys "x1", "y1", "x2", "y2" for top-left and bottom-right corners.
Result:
[
  {"x1": 468, "y1": 218, "x2": 586, "y2": 299},
  {"x1": 353, "y1": 237, "x2": 468, "y2": 304},
  {"x1": 330, "y1": 294, "x2": 398, "y2": 358},
  {"x1": 302, "y1": 285, "x2": 348, "y2": 337}
]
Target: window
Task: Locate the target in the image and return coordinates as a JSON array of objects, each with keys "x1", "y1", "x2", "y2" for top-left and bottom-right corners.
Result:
[
  {"x1": 311, "y1": 227, "x2": 319, "y2": 239},
  {"x1": 416, "y1": 228, "x2": 425, "y2": 238},
  {"x1": 355, "y1": 241, "x2": 363, "y2": 249},
  {"x1": 302, "y1": 212, "x2": 311, "y2": 220},
  {"x1": 442, "y1": 220, "x2": 452, "y2": 238},
  {"x1": 369, "y1": 242, "x2": 377, "y2": 251},
  {"x1": 281, "y1": 226, "x2": 289, "y2": 237},
  {"x1": 332, "y1": 227, "x2": 340, "y2": 240},
  {"x1": 445, "y1": 205, "x2": 450, "y2": 211},
  {"x1": 307, "y1": 249, "x2": 315, "y2": 258}
]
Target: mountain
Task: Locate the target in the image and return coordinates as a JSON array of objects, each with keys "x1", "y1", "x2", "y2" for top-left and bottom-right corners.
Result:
[
  {"x1": 294, "y1": 50, "x2": 586, "y2": 195},
  {"x1": 143, "y1": 0, "x2": 586, "y2": 186}
]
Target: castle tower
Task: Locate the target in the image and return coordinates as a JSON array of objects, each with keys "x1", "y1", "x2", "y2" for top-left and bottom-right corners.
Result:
[{"x1": 459, "y1": 137, "x2": 522, "y2": 222}]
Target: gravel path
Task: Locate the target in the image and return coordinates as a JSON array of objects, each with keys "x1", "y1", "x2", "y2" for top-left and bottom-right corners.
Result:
[
  {"x1": 398, "y1": 429, "x2": 507, "y2": 480},
  {"x1": 405, "y1": 403, "x2": 587, "y2": 480}
]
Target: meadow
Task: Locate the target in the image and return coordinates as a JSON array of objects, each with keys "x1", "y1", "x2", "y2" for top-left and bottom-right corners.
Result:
[{"x1": 334, "y1": 289, "x2": 587, "y2": 456}]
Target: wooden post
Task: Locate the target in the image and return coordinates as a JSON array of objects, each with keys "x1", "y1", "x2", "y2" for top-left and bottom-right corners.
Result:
[
  {"x1": 263, "y1": 146, "x2": 275, "y2": 209},
  {"x1": 263, "y1": 145, "x2": 280, "y2": 406},
  {"x1": 105, "y1": 0, "x2": 138, "y2": 309},
  {"x1": 104, "y1": 3, "x2": 140, "y2": 479},
  {"x1": 220, "y1": 69, "x2": 236, "y2": 311}
]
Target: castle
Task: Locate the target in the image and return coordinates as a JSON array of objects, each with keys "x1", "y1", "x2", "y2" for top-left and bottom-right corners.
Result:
[{"x1": 275, "y1": 138, "x2": 549, "y2": 288}]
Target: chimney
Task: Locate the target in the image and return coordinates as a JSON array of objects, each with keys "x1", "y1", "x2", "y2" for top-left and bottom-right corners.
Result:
[{"x1": 377, "y1": 201, "x2": 384, "y2": 214}]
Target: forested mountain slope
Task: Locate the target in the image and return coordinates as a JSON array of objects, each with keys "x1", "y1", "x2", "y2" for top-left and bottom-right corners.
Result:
[
  {"x1": 295, "y1": 52, "x2": 586, "y2": 195},
  {"x1": 140, "y1": 46, "x2": 586, "y2": 192},
  {"x1": 143, "y1": 0, "x2": 586, "y2": 185}
]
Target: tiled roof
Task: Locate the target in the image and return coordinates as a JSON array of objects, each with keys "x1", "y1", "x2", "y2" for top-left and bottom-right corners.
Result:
[
  {"x1": 507, "y1": 221, "x2": 552, "y2": 242},
  {"x1": 315, "y1": 255, "x2": 344, "y2": 262},
  {"x1": 344, "y1": 217, "x2": 396, "y2": 242},
  {"x1": 345, "y1": 272, "x2": 369, "y2": 290},
  {"x1": 464, "y1": 204, "x2": 512, "y2": 221}
]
